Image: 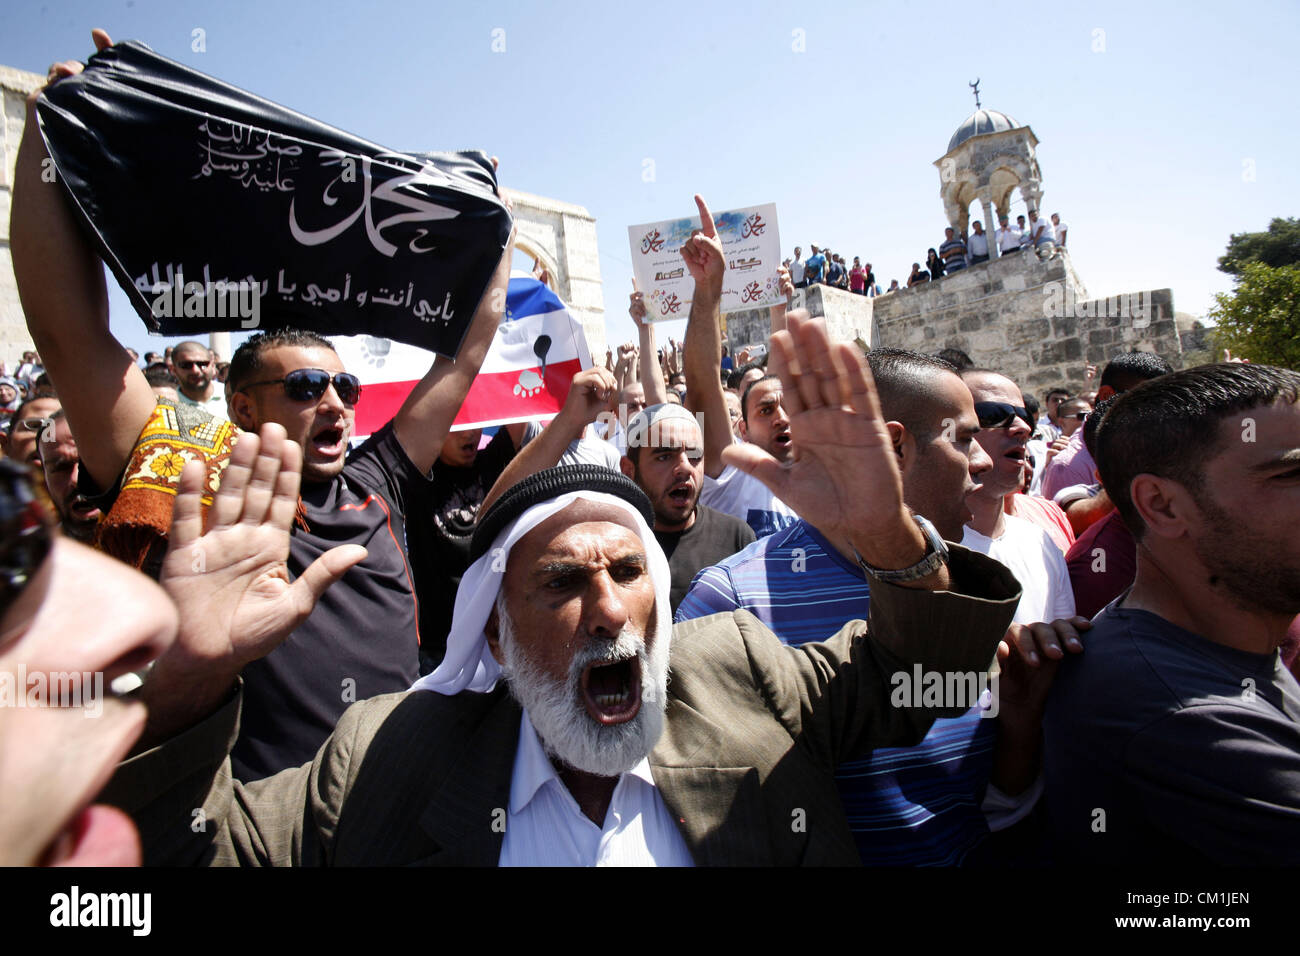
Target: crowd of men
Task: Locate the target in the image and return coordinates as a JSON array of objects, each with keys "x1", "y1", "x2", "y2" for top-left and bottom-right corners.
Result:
[
  {"x1": 3, "y1": 35, "x2": 1298, "y2": 869},
  {"x1": 784, "y1": 211, "x2": 1069, "y2": 296}
]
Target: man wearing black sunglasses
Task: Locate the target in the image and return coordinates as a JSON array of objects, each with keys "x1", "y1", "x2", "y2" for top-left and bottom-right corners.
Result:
[
  {"x1": 0, "y1": 394, "x2": 61, "y2": 468},
  {"x1": 171, "y1": 341, "x2": 227, "y2": 421},
  {"x1": 959, "y1": 369, "x2": 1076, "y2": 629},
  {"x1": 10, "y1": 32, "x2": 517, "y2": 780}
]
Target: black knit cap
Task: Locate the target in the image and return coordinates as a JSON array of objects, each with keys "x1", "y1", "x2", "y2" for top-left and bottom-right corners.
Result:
[{"x1": 469, "y1": 464, "x2": 655, "y2": 564}]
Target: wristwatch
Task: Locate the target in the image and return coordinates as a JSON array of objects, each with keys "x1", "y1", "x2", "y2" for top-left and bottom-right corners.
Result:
[{"x1": 852, "y1": 514, "x2": 949, "y2": 583}]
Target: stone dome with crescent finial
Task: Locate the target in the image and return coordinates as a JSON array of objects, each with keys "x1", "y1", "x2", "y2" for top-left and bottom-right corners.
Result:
[{"x1": 947, "y1": 109, "x2": 1021, "y2": 153}]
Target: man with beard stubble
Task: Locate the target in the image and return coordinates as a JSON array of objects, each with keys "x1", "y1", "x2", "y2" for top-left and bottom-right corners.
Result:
[{"x1": 103, "y1": 312, "x2": 1050, "y2": 866}]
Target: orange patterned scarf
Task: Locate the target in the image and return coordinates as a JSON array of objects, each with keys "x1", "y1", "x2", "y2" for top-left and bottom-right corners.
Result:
[{"x1": 94, "y1": 399, "x2": 239, "y2": 578}]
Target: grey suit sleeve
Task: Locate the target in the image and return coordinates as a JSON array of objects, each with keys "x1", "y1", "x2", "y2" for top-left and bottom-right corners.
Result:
[
  {"x1": 102, "y1": 685, "x2": 366, "y2": 866},
  {"x1": 743, "y1": 544, "x2": 1021, "y2": 770}
]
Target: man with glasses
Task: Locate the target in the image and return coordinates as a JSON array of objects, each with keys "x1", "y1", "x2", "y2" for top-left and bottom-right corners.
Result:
[
  {"x1": 171, "y1": 340, "x2": 228, "y2": 421},
  {"x1": 960, "y1": 369, "x2": 1076, "y2": 627},
  {"x1": 10, "y1": 38, "x2": 517, "y2": 779},
  {"x1": 0, "y1": 394, "x2": 61, "y2": 467}
]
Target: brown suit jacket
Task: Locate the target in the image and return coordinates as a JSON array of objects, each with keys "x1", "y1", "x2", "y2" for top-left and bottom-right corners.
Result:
[{"x1": 105, "y1": 546, "x2": 1019, "y2": 865}]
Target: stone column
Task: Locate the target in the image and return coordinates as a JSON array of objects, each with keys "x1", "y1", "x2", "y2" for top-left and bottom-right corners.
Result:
[
  {"x1": 979, "y1": 192, "x2": 999, "y2": 260},
  {"x1": 209, "y1": 331, "x2": 232, "y2": 364}
]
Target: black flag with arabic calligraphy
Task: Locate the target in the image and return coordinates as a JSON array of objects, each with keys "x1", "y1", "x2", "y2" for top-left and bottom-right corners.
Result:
[{"x1": 35, "y1": 40, "x2": 512, "y2": 358}]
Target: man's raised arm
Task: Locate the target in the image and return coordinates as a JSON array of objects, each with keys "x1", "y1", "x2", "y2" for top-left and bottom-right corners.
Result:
[
  {"x1": 11, "y1": 29, "x2": 158, "y2": 490},
  {"x1": 479, "y1": 366, "x2": 617, "y2": 515},
  {"x1": 630, "y1": 288, "x2": 668, "y2": 406},
  {"x1": 680, "y1": 195, "x2": 731, "y2": 479},
  {"x1": 391, "y1": 211, "x2": 515, "y2": 475}
]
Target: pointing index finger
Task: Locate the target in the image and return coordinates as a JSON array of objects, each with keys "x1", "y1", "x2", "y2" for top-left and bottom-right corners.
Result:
[{"x1": 694, "y1": 194, "x2": 716, "y2": 237}]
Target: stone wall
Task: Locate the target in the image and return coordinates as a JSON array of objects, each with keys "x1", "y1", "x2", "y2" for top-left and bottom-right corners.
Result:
[
  {"x1": 1, "y1": 65, "x2": 43, "y2": 367},
  {"x1": 867, "y1": 250, "x2": 1180, "y2": 394}
]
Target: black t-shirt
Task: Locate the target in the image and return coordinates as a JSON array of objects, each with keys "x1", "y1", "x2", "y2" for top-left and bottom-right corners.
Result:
[
  {"x1": 405, "y1": 427, "x2": 518, "y2": 669},
  {"x1": 233, "y1": 421, "x2": 426, "y2": 780},
  {"x1": 1043, "y1": 601, "x2": 1300, "y2": 864},
  {"x1": 77, "y1": 411, "x2": 428, "y2": 781},
  {"x1": 654, "y1": 504, "x2": 755, "y2": 613}
]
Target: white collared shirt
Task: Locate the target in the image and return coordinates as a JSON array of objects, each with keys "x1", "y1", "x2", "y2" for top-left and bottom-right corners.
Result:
[{"x1": 498, "y1": 711, "x2": 694, "y2": 867}]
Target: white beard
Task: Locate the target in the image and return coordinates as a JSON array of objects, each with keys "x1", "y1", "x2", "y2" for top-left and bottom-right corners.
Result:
[{"x1": 497, "y1": 594, "x2": 670, "y2": 778}]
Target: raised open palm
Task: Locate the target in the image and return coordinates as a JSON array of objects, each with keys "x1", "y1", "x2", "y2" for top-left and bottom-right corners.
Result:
[
  {"x1": 160, "y1": 424, "x2": 365, "y2": 672},
  {"x1": 722, "y1": 312, "x2": 909, "y2": 553}
]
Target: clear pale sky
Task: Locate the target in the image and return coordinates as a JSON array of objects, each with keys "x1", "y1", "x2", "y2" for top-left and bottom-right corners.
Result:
[{"x1": 4, "y1": 0, "x2": 1296, "y2": 359}]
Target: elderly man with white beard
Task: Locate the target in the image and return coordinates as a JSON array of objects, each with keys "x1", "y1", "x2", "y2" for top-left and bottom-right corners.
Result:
[{"x1": 103, "y1": 312, "x2": 1029, "y2": 866}]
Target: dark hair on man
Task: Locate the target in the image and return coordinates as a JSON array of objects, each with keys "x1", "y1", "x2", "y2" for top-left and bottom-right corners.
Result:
[
  {"x1": 1081, "y1": 395, "x2": 1117, "y2": 464},
  {"x1": 1044, "y1": 386, "x2": 1070, "y2": 403},
  {"x1": 227, "y1": 329, "x2": 337, "y2": 394},
  {"x1": 143, "y1": 364, "x2": 181, "y2": 389},
  {"x1": 741, "y1": 374, "x2": 781, "y2": 424},
  {"x1": 1023, "y1": 393, "x2": 1040, "y2": 424},
  {"x1": 12, "y1": 395, "x2": 59, "y2": 425},
  {"x1": 868, "y1": 348, "x2": 958, "y2": 443},
  {"x1": 727, "y1": 359, "x2": 765, "y2": 391},
  {"x1": 1099, "y1": 350, "x2": 1174, "y2": 394},
  {"x1": 934, "y1": 347, "x2": 973, "y2": 370},
  {"x1": 1096, "y1": 363, "x2": 1300, "y2": 540}
]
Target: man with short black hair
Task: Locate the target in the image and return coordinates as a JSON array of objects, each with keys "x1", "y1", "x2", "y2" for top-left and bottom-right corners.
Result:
[
  {"x1": 11, "y1": 56, "x2": 517, "y2": 781},
  {"x1": 939, "y1": 227, "x2": 968, "y2": 273},
  {"x1": 1045, "y1": 363, "x2": 1300, "y2": 863},
  {"x1": 961, "y1": 369, "x2": 1076, "y2": 627},
  {"x1": 0, "y1": 393, "x2": 61, "y2": 466},
  {"x1": 39, "y1": 413, "x2": 101, "y2": 544},
  {"x1": 968, "y1": 221, "x2": 990, "y2": 265},
  {"x1": 105, "y1": 311, "x2": 1027, "y2": 867},
  {"x1": 679, "y1": 347, "x2": 1043, "y2": 864},
  {"x1": 1035, "y1": 387, "x2": 1071, "y2": 443},
  {"x1": 1042, "y1": 351, "x2": 1172, "y2": 500},
  {"x1": 616, "y1": 403, "x2": 753, "y2": 611},
  {"x1": 996, "y1": 215, "x2": 1021, "y2": 256},
  {"x1": 142, "y1": 364, "x2": 181, "y2": 402}
]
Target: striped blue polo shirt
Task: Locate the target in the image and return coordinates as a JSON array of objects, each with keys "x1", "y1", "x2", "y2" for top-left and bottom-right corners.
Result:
[{"x1": 675, "y1": 519, "x2": 996, "y2": 865}]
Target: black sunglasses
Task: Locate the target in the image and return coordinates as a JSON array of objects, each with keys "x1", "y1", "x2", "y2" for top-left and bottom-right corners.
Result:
[
  {"x1": 974, "y1": 401, "x2": 1031, "y2": 429},
  {"x1": 0, "y1": 458, "x2": 53, "y2": 621},
  {"x1": 241, "y1": 369, "x2": 362, "y2": 406},
  {"x1": 176, "y1": 359, "x2": 211, "y2": 371}
]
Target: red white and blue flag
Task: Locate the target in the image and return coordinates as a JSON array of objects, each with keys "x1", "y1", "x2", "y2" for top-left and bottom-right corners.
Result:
[{"x1": 333, "y1": 276, "x2": 591, "y2": 440}]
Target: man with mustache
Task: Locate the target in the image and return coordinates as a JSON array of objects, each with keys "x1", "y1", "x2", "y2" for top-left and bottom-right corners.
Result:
[
  {"x1": 39, "y1": 413, "x2": 101, "y2": 544},
  {"x1": 619, "y1": 403, "x2": 753, "y2": 613},
  {"x1": 105, "y1": 313, "x2": 1035, "y2": 866},
  {"x1": 677, "y1": 348, "x2": 1073, "y2": 864},
  {"x1": 10, "y1": 29, "x2": 515, "y2": 781}
]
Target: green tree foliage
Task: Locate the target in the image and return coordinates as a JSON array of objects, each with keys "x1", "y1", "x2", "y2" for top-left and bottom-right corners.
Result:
[
  {"x1": 1207, "y1": 261, "x2": 1300, "y2": 370},
  {"x1": 1218, "y1": 217, "x2": 1300, "y2": 276}
]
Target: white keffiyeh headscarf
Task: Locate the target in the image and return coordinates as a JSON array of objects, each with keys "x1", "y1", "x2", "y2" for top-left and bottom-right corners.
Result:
[{"x1": 410, "y1": 488, "x2": 672, "y2": 696}]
